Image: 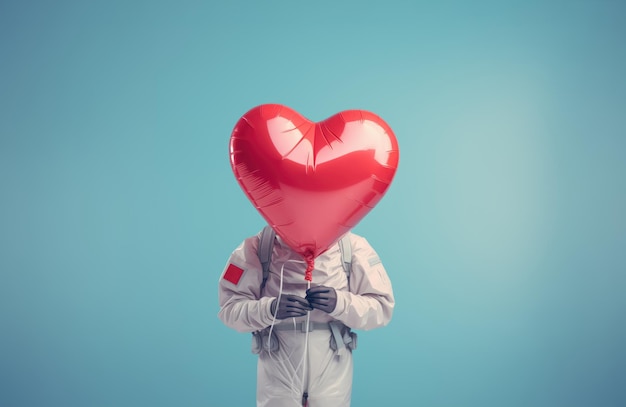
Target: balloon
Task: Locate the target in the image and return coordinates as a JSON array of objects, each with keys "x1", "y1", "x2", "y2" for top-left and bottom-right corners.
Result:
[{"x1": 230, "y1": 104, "x2": 399, "y2": 280}]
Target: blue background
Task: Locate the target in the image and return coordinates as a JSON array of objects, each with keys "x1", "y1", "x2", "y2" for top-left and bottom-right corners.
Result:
[{"x1": 1, "y1": 1, "x2": 625, "y2": 406}]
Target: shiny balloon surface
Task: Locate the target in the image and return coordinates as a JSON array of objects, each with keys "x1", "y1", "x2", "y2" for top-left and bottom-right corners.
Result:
[{"x1": 230, "y1": 104, "x2": 399, "y2": 263}]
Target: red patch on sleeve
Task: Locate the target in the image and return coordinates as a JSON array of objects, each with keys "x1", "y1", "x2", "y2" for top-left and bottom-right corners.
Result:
[{"x1": 223, "y1": 263, "x2": 244, "y2": 285}]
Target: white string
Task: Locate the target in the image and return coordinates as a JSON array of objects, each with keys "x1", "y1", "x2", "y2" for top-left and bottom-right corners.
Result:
[
  {"x1": 266, "y1": 259, "x2": 311, "y2": 399},
  {"x1": 300, "y1": 280, "x2": 311, "y2": 398},
  {"x1": 266, "y1": 262, "x2": 293, "y2": 364}
]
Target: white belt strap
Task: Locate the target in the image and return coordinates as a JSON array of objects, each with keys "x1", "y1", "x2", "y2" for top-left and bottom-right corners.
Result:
[
  {"x1": 270, "y1": 321, "x2": 350, "y2": 357},
  {"x1": 271, "y1": 321, "x2": 330, "y2": 333},
  {"x1": 328, "y1": 321, "x2": 347, "y2": 357}
]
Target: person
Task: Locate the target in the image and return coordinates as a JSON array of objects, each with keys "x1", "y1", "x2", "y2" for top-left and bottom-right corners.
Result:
[{"x1": 218, "y1": 226, "x2": 394, "y2": 407}]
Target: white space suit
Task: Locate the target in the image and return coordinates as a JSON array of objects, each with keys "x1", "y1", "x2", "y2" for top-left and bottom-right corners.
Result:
[{"x1": 218, "y1": 230, "x2": 394, "y2": 407}]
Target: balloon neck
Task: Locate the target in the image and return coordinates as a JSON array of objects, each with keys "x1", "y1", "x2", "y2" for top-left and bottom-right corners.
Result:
[{"x1": 304, "y1": 253, "x2": 314, "y2": 281}]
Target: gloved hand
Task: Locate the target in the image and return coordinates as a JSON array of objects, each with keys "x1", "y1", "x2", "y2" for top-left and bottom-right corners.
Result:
[
  {"x1": 271, "y1": 295, "x2": 313, "y2": 320},
  {"x1": 305, "y1": 285, "x2": 337, "y2": 313}
]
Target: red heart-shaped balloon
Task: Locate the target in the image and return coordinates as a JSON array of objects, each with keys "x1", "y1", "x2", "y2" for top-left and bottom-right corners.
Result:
[{"x1": 230, "y1": 104, "x2": 399, "y2": 270}]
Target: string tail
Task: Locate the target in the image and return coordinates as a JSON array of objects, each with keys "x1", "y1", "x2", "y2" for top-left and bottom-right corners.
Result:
[{"x1": 304, "y1": 253, "x2": 314, "y2": 281}]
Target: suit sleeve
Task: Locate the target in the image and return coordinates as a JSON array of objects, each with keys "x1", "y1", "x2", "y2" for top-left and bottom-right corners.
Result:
[
  {"x1": 328, "y1": 235, "x2": 395, "y2": 330},
  {"x1": 217, "y1": 236, "x2": 276, "y2": 333}
]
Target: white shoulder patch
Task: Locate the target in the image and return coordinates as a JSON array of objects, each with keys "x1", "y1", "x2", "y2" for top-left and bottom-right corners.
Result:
[{"x1": 368, "y1": 256, "x2": 381, "y2": 266}]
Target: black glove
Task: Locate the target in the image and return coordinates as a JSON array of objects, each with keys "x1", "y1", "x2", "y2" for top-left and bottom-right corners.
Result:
[
  {"x1": 305, "y1": 285, "x2": 337, "y2": 313},
  {"x1": 271, "y1": 295, "x2": 313, "y2": 320}
]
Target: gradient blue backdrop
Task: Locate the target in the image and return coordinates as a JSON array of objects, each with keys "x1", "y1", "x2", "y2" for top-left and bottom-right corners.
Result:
[{"x1": 1, "y1": 1, "x2": 624, "y2": 406}]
